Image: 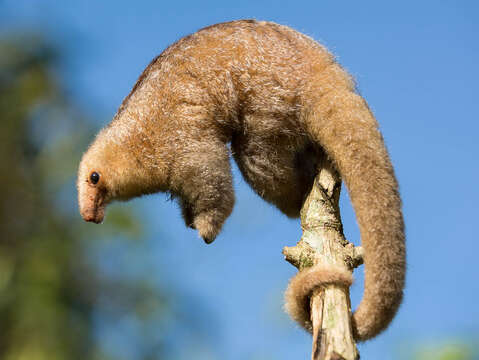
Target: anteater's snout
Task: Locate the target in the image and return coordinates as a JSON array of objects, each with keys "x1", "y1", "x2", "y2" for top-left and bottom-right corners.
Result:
[{"x1": 82, "y1": 212, "x2": 104, "y2": 224}]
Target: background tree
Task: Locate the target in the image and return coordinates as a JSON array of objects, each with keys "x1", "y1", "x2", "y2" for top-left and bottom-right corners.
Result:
[{"x1": 0, "y1": 33, "x2": 216, "y2": 360}]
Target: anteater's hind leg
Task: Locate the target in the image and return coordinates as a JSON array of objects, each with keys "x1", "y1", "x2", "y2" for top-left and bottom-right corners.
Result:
[{"x1": 232, "y1": 128, "x2": 321, "y2": 217}]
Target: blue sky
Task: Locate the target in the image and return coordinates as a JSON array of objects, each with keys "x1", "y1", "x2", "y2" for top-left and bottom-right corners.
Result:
[{"x1": 2, "y1": 1, "x2": 479, "y2": 359}]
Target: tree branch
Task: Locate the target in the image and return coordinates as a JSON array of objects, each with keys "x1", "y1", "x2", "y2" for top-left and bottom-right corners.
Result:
[{"x1": 283, "y1": 158, "x2": 360, "y2": 360}]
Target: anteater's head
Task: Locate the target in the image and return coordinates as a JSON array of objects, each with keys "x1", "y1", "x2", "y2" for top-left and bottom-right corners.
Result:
[
  {"x1": 77, "y1": 140, "x2": 113, "y2": 224},
  {"x1": 77, "y1": 125, "x2": 165, "y2": 224},
  {"x1": 77, "y1": 131, "x2": 134, "y2": 224}
]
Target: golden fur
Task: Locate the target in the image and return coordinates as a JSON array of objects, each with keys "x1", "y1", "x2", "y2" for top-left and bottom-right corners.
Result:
[
  {"x1": 77, "y1": 20, "x2": 405, "y2": 341},
  {"x1": 285, "y1": 264, "x2": 354, "y2": 333}
]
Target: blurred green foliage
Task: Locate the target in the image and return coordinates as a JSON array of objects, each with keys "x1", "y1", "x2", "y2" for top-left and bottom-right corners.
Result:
[
  {"x1": 399, "y1": 337, "x2": 479, "y2": 360},
  {"x1": 414, "y1": 343, "x2": 470, "y2": 360},
  {"x1": 0, "y1": 33, "x2": 214, "y2": 360}
]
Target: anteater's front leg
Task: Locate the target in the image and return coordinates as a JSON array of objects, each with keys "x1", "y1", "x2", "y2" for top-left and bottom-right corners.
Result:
[{"x1": 171, "y1": 137, "x2": 234, "y2": 244}]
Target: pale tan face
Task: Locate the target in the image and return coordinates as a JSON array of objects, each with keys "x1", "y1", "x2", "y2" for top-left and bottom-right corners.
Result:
[
  {"x1": 78, "y1": 163, "x2": 108, "y2": 224},
  {"x1": 77, "y1": 132, "x2": 150, "y2": 223}
]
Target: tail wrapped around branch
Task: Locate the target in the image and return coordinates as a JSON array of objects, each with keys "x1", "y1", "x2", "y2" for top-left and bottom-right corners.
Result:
[{"x1": 287, "y1": 88, "x2": 405, "y2": 341}]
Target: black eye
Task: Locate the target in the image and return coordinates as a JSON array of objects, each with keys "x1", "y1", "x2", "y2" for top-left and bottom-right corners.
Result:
[{"x1": 90, "y1": 172, "x2": 100, "y2": 184}]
